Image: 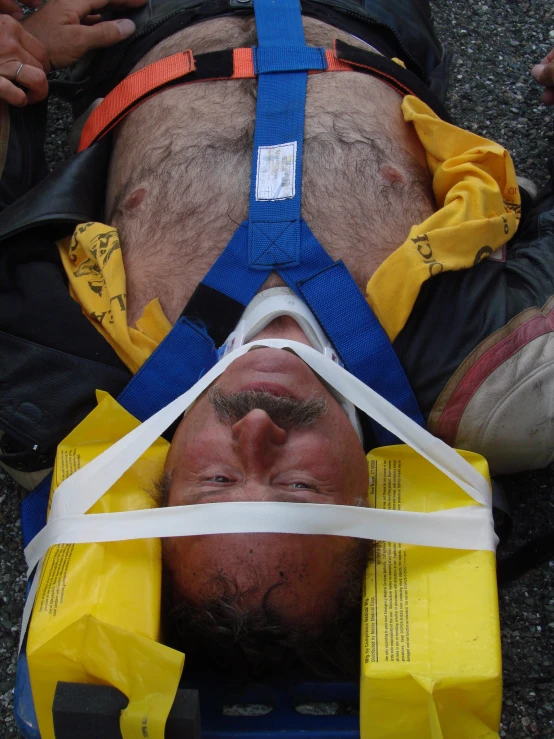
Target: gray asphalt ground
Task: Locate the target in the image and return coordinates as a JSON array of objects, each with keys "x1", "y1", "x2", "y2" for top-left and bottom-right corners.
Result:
[{"x1": 2, "y1": 0, "x2": 554, "y2": 736}]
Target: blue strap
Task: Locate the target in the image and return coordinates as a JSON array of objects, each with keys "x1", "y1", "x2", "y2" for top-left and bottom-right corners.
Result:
[
  {"x1": 279, "y1": 219, "x2": 334, "y2": 282},
  {"x1": 203, "y1": 223, "x2": 269, "y2": 304},
  {"x1": 247, "y1": 72, "x2": 305, "y2": 269},
  {"x1": 200, "y1": 219, "x2": 424, "y2": 443},
  {"x1": 117, "y1": 0, "x2": 422, "y2": 445},
  {"x1": 254, "y1": 0, "x2": 305, "y2": 46},
  {"x1": 117, "y1": 317, "x2": 218, "y2": 422},
  {"x1": 299, "y1": 263, "x2": 418, "y2": 416},
  {"x1": 14, "y1": 645, "x2": 40, "y2": 739},
  {"x1": 21, "y1": 474, "x2": 51, "y2": 548},
  {"x1": 247, "y1": 0, "x2": 312, "y2": 269},
  {"x1": 284, "y1": 244, "x2": 423, "y2": 444},
  {"x1": 254, "y1": 46, "x2": 326, "y2": 74},
  {"x1": 274, "y1": 223, "x2": 423, "y2": 444}
]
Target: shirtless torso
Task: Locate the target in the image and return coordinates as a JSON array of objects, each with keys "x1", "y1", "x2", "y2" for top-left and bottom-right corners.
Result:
[{"x1": 105, "y1": 15, "x2": 435, "y2": 326}]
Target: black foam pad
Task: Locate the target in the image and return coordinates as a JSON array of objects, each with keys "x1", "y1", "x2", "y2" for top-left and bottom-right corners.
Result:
[{"x1": 53, "y1": 682, "x2": 200, "y2": 738}]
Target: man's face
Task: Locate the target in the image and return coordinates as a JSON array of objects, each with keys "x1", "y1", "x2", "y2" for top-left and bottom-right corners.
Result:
[{"x1": 163, "y1": 347, "x2": 369, "y2": 626}]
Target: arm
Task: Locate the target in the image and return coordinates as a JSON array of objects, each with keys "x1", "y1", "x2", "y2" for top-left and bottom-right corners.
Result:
[{"x1": 0, "y1": 0, "x2": 146, "y2": 210}]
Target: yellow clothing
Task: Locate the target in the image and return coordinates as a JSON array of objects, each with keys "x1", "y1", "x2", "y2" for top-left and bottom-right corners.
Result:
[
  {"x1": 57, "y1": 95, "x2": 520, "y2": 372},
  {"x1": 367, "y1": 96, "x2": 520, "y2": 341},
  {"x1": 57, "y1": 223, "x2": 171, "y2": 374}
]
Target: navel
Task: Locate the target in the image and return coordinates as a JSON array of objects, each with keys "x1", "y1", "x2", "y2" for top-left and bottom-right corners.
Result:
[{"x1": 123, "y1": 187, "x2": 147, "y2": 210}]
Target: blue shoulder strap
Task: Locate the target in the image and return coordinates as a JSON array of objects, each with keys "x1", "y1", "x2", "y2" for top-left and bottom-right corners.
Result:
[
  {"x1": 247, "y1": 0, "x2": 324, "y2": 269},
  {"x1": 117, "y1": 317, "x2": 218, "y2": 421}
]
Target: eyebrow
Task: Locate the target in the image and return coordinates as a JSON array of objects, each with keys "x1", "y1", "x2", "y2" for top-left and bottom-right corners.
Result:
[{"x1": 174, "y1": 489, "x2": 320, "y2": 506}]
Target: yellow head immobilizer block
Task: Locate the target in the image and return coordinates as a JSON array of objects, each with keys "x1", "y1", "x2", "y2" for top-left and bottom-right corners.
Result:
[{"x1": 361, "y1": 446, "x2": 500, "y2": 738}]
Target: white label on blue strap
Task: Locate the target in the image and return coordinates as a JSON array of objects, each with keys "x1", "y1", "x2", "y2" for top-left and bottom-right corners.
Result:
[{"x1": 255, "y1": 141, "x2": 297, "y2": 200}]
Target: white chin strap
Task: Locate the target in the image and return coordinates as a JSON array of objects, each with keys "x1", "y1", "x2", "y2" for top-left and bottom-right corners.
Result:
[{"x1": 218, "y1": 287, "x2": 364, "y2": 443}]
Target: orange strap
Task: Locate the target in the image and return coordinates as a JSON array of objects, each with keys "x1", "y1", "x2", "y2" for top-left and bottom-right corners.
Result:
[
  {"x1": 78, "y1": 48, "x2": 357, "y2": 152},
  {"x1": 78, "y1": 45, "x2": 429, "y2": 152},
  {"x1": 79, "y1": 51, "x2": 196, "y2": 152}
]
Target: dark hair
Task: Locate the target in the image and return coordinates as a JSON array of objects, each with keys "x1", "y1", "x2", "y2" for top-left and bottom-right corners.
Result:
[{"x1": 161, "y1": 541, "x2": 372, "y2": 682}]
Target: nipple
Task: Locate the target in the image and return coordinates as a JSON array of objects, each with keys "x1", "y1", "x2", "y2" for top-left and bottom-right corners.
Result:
[
  {"x1": 123, "y1": 187, "x2": 147, "y2": 210},
  {"x1": 380, "y1": 165, "x2": 405, "y2": 185}
]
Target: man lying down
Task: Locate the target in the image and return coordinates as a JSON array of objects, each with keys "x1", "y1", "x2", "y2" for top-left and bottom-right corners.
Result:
[{"x1": 1, "y1": 0, "x2": 554, "y2": 680}]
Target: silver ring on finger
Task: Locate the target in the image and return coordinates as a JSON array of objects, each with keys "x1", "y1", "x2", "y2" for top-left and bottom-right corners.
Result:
[{"x1": 14, "y1": 63, "x2": 24, "y2": 81}]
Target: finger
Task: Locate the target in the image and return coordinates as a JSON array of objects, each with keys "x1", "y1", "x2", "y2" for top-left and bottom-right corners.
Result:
[
  {"x1": 0, "y1": 15, "x2": 46, "y2": 68},
  {"x1": 543, "y1": 87, "x2": 554, "y2": 106},
  {"x1": 0, "y1": 75, "x2": 27, "y2": 106},
  {"x1": 81, "y1": 14, "x2": 102, "y2": 25},
  {"x1": 67, "y1": 0, "x2": 145, "y2": 19},
  {"x1": 0, "y1": 0, "x2": 24, "y2": 17},
  {"x1": 19, "y1": 24, "x2": 49, "y2": 70},
  {"x1": 531, "y1": 62, "x2": 554, "y2": 88},
  {"x1": 101, "y1": 0, "x2": 148, "y2": 8},
  {"x1": 75, "y1": 17, "x2": 136, "y2": 51},
  {"x1": 0, "y1": 46, "x2": 45, "y2": 79},
  {"x1": 540, "y1": 48, "x2": 554, "y2": 65},
  {"x1": 11, "y1": 61, "x2": 47, "y2": 101}
]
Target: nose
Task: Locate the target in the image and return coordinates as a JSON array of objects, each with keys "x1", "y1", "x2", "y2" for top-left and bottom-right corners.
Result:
[{"x1": 232, "y1": 409, "x2": 287, "y2": 475}]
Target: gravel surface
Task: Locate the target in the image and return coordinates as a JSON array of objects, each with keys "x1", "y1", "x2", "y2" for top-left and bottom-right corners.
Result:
[{"x1": 2, "y1": 0, "x2": 554, "y2": 737}]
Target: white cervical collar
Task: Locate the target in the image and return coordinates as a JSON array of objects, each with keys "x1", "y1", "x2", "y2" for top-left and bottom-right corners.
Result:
[{"x1": 218, "y1": 287, "x2": 364, "y2": 442}]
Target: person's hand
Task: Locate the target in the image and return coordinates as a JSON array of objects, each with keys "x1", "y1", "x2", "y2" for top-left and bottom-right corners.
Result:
[
  {"x1": 0, "y1": 0, "x2": 40, "y2": 23},
  {"x1": 22, "y1": 0, "x2": 147, "y2": 70},
  {"x1": 0, "y1": 14, "x2": 48, "y2": 106},
  {"x1": 532, "y1": 48, "x2": 554, "y2": 105}
]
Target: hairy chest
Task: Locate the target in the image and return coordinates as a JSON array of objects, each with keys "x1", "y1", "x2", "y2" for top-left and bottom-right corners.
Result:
[{"x1": 105, "y1": 17, "x2": 434, "y2": 325}]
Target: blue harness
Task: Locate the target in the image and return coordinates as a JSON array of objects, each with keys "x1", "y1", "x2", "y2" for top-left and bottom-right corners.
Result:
[{"x1": 118, "y1": 0, "x2": 423, "y2": 440}]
